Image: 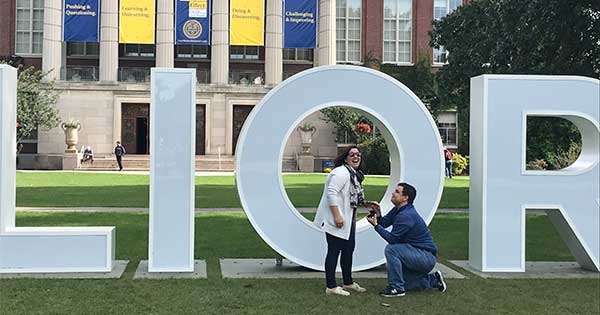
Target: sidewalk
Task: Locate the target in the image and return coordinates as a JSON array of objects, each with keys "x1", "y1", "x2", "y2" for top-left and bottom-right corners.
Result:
[
  {"x1": 16, "y1": 206, "x2": 469, "y2": 213},
  {"x1": 17, "y1": 170, "x2": 237, "y2": 176}
]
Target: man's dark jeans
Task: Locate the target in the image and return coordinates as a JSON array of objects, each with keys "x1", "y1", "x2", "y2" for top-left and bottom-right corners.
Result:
[{"x1": 384, "y1": 243, "x2": 438, "y2": 291}]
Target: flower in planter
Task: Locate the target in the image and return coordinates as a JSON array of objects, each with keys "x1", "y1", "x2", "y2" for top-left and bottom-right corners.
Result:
[
  {"x1": 61, "y1": 117, "x2": 81, "y2": 129},
  {"x1": 299, "y1": 122, "x2": 315, "y2": 131},
  {"x1": 355, "y1": 122, "x2": 371, "y2": 135}
]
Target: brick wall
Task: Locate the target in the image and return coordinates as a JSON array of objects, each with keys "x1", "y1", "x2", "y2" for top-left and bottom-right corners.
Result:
[
  {"x1": 413, "y1": 0, "x2": 434, "y2": 61},
  {"x1": 363, "y1": 0, "x2": 384, "y2": 61},
  {"x1": 0, "y1": 0, "x2": 15, "y2": 56}
]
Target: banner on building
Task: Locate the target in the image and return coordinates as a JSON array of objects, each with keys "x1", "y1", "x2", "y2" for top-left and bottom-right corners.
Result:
[
  {"x1": 63, "y1": 0, "x2": 100, "y2": 42},
  {"x1": 283, "y1": 0, "x2": 317, "y2": 48},
  {"x1": 230, "y1": 0, "x2": 264, "y2": 46},
  {"x1": 175, "y1": 0, "x2": 211, "y2": 45},
  {"x1": 119, "y1": 0, "x2": 155, "y2": 44}
]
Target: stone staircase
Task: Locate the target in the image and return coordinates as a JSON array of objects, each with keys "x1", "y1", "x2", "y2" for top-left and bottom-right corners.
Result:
[{"x1": 78, "y1": 154, "x2": 236, "y2": 172}]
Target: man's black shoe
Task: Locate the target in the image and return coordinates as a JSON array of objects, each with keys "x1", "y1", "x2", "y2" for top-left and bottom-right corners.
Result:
[
  {"x1": 379, "y1": 286, "x2": 405, "y2": 297},
  {"x1": 434, "y1": 270, "x2": 447, "y2": 293}
]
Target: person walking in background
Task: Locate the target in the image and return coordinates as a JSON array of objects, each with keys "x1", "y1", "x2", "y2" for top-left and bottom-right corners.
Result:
[
  {"x1": 444, "y1": 147, "x2": 453, "y2": 178},
  {"x1": 114, "y1": 141, "x2": 126, "y2": 171},
  {"x1": 313, "y1": 146, "x2": 379, "y2": 296}
]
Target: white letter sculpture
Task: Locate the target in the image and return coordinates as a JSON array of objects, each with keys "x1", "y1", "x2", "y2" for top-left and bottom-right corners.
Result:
[
  {"x1": 0, "y1": 65, "x2": 115, "y2": 273},
  {"x1": 469, "y1": 75, "x2": 599, "y2": 272},
  {"x1": 236, "y1": 66, "x2": 445, "y2": 271},
  {"x1": 149, "y1": 68, "x2": 196, "y2": 272}
]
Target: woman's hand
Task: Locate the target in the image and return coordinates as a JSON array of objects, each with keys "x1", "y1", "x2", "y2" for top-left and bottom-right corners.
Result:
[{"x1": 334, "y1": 215, "x2": 344, "y2": 228}]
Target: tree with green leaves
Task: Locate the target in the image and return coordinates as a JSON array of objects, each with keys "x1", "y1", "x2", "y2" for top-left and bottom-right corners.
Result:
[
  {"x1": 320, "y1": 53, "x2": 441, "y2": 174},
  {"x1": 430, "y1": 0, "x2": 599, "y2": 167},
  {"x1": 14, "y1": 66, "x2": 61, "y2": 150},
  {"x1": 380, "y1": 53, "x2": 444, "y2": 118}
]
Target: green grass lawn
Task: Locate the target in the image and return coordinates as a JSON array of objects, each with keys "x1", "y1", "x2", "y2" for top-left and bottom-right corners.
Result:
[
  {"x1": 16, "y1": 172, "x2": 469, "y2": 208},
  {"x1": 0, "y1": 211, "x2": 598, "y2": 314}
]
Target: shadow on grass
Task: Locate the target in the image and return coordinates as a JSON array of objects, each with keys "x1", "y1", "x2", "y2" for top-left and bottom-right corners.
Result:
[
  {"x1": 5, "y1": 211, "x2": 594, "y2": 315},
  {"x1": 15, "y1": 211, "x2": 275, "y2": 263},
  {"x1": 16, "y1": 212, "x2": 573, "y2": 264}
]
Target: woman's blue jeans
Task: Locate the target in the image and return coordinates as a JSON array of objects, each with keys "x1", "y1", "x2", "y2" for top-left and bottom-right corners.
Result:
[
  {"x1": 324, "y1": 223, "x2": 355, "y2": 289},
  {"x1": 384, "y1": 243, "x2": 438, "y2": 291}
]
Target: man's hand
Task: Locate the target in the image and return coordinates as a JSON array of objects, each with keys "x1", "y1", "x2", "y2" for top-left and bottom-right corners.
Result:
[
  {"x1": 367, "y1": 215, "x2": 378, "y2": 226},
  {"x1": 364, "y1": 200, "x2": 381, "y2": 217},
  {"x1": 334, "y1": 215, "x2": 344, "y2": 228}
]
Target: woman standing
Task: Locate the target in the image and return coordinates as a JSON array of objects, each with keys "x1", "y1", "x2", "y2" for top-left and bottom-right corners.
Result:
[{"x1": 314, "y1": 146, "x2": 376, "y2": 296}]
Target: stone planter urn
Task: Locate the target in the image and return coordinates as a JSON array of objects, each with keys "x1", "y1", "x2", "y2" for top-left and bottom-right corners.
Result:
[
  {"x1": 61, "y1": 119, "x2": 81, "y2": 153},
  {"x1": 297, "y1": 123, "x2": 317, "y2": 154}
]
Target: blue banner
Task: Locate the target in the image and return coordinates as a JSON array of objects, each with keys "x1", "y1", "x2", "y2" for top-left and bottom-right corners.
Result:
[
  {"x1": 283, "y1": 0, "x2": 317, "y2": 48},
  {"x1": 63, "y1": 0, "x2": 100, "y2": 42},
  {"x1": 176, "y1": 0, "x2": 211, "y2": 45}
]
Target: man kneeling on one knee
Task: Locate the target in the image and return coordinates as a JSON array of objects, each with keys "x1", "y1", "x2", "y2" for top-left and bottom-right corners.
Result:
[{"x1": 366, "y1": 182, "x2": 447, "y2": 297}]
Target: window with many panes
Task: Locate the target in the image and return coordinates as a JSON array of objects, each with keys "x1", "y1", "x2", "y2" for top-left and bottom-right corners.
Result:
[
  {"x1": 336, "y1": 0, "x2": 361, "y2": 63},
  {"x1": 283, "y1": 48, "x2": 313, "y2": 62},
  {"x1": 15, "y1": 0, "x2": 44, "y2": 54},
  {"x1": 67, "y1": 42, "x2": 99, "y2": 56},
  {"x1": 383, "y1": 0, "x2": 412, "y2": 64},
  {"x1": 433, "y1": 0, "x2": 461, "y2": 64},
  {"x1": 438, "y1": 122, "x2": 457, "y2": 146},
  {"x1": 121, "y1": 44, "x2": 155, "y2": 57},
  {"x1": 230, "y1": 46, "x2": 259, "y2": 60},
  {"x1": 176, "y1": 45, "x2": 209, "y2": 59}
]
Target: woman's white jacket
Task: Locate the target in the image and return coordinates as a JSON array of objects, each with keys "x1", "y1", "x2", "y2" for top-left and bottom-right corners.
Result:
[{"x1": 313, "y1": 165, "x2": 354, "y2": 240}]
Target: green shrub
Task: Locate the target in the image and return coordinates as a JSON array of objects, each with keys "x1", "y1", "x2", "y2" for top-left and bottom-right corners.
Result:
[
  {"x1": 359, "y1": 136, "x2": 390, "y2": 175},
  {"x1": 452, "y1": 153, "x2": 468, "y2": 175}
]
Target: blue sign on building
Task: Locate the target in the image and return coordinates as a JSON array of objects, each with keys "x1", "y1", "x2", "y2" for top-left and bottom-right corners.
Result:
[
  {"x1": 175, "y1": 0, "x2": 211, "y2": 45},
  {"x1": 283, "y1": 0, "x2": 317, "y2": 48},
  {"x1": 63, "y1": 0, "x2": 100, "y2": 42}
]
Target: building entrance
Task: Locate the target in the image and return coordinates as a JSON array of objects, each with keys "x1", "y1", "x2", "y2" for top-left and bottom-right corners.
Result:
[
  {"x1": 121, "y1": 103, "x2": 206, "y2": 155},
  {"x1": 196, "y1": 105, "x2": 206, "y2": 155},
  {"x1": 136, "y1": 117, "x2": 149, "y2": 154},
  {"x1": 232, "y1": 105, "x2": 254, "y2": 154},
  {"x1": 122, "y1": 103, "x2": 150, "y2": 154}
]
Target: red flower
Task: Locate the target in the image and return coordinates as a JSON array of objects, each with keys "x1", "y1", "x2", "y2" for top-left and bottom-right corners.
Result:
[{"x1": 355, "y1": 123, "x2": 371, "y2": 134}]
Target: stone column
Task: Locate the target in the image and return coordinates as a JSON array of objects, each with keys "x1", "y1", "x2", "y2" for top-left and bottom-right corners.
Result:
[
  {"x1": 315, "y1": 0, "x2": 336, "y2": 66},
  {"x1": 99, "y1": 0, "x2": 118, "y2": 82},
  {"x1": 156, "y1": 0, "x2": 174, "y2": 68},
  {"x1": 211, "y1": 0, "x2": 229, "y2": 85},
  {"x1": 42, "y1": 0, "x2": 63, "y2": 80},
  {"x1": 265, "y1": 0, "x2": 283, "y2": 86}
]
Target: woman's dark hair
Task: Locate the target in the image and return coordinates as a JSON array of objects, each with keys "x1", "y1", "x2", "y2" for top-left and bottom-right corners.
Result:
[{"x1": 333, "y1": 146, "x2": 365, "y2": 171}]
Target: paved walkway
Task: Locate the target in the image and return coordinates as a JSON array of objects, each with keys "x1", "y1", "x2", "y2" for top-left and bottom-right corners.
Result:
[
  {"x1": 16, "y1": 207, "x2": 553, "y2": 215},
  {"x1": 18, "y1": 170, "x2": 237, "y2": 176},
  {"x1": 16, "y1": 206, "x2": 468, "y2": 213}
]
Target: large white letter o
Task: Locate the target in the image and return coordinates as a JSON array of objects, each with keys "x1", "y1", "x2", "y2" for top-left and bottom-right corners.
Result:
[{"x1": 236, "y1": 66, "x2": 444, "y2": 271}]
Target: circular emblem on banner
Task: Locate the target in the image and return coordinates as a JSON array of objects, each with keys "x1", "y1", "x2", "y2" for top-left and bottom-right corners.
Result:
[{"x1": 183, "y1": 20, "x2": 202, "y2": 39}]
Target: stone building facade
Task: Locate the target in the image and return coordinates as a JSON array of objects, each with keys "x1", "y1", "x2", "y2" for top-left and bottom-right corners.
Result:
[{"x1": 0, "y1": 0, "x2": 462, "y2": 170}]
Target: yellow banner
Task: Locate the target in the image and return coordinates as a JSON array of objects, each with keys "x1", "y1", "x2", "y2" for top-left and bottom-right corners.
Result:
[
  {"x1": 230, "y1": 0, "x2": 264, "y2": 46},
  {"x1": 119, "y1": 0, "x2": 155, "y2": 44}
]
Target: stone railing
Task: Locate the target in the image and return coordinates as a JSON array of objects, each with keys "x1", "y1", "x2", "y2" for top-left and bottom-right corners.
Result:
[
  {"x1": 61, "y1": 66, "x2": 98, "y2": 82},
  {"x1": 229, "y1": 70, "x2": 265, "y2": 85},
  {"x1": 118, "y1": 67, "x2": 151, "y2": 83}
]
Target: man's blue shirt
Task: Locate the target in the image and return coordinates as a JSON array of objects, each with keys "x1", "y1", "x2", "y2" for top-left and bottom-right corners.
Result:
[{"x1": 374, "y1": 204, "x2": 438, "y2": 256}]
